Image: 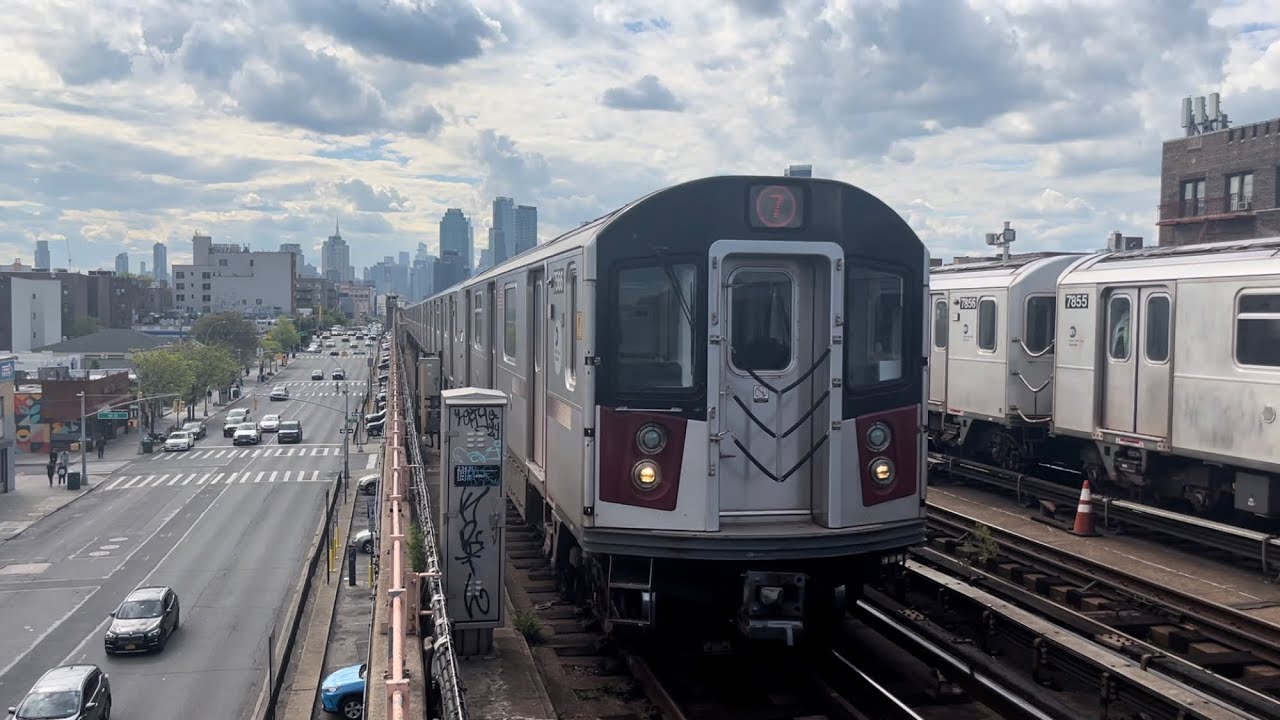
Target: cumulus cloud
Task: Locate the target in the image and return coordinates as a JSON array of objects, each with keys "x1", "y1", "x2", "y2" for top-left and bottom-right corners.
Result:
[
  {"x1": 335, "y1": 178, "x2": 412, "y2": 212},
  {"x1": 291, "y1": 0, "x2": 501, "y2": 66},
  {"x1": 54, "y1": 40, "x2": 132, "y2": 86},
  {"x1": 601, "y1": 75, "x2": 685, "y2": 112}
]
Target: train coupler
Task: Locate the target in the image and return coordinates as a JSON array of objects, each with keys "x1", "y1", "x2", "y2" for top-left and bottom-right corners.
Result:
[{"x1": 737, "y1": 570, "x2": 806, "y2": 644}]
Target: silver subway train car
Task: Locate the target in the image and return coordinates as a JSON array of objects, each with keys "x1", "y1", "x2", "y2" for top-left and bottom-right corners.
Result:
[{"x1": 400, "y1": 176, "x2": 929, "y2": 641}]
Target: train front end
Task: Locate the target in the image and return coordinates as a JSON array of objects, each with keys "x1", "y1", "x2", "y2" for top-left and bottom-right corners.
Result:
[{"x1": 590, "y1": 176, "x2": 928, "y2": 642}]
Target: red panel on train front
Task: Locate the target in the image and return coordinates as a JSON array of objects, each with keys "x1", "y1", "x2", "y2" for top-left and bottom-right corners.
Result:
[
  {"x1": 598, "y1": 407, "x2": 686, "y2": 511},
  {"x1": 855, "y1": 405, "x2": 919, "y2": 506}
]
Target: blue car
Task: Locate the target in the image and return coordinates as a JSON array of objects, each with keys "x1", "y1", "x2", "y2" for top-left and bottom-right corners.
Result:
[{"x1": 320, "y1": 663, "x2": 365, "y2": 718}]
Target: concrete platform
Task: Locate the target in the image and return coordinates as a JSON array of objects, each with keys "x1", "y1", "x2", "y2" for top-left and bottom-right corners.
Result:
[
  {"x1": 929, "y1": 486, "x2": 1280, "y2": 627},
  {"x1": 455, "y1": 592, "x2": 557, "y2": 720}
]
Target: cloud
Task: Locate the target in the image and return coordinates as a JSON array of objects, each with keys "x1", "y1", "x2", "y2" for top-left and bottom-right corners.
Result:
[
  {"x1": 601, "y1": 75, "x2": 685, "y2": 112},
  {"x1": 335, "y1": 178, "x2": 412, "y2": 212},
  {"x1": 291, "y1": 0, "x2": 501, "y2": 66},
  {"x1": 54, "y1": 40, "x2": 132, "y2": 86}
]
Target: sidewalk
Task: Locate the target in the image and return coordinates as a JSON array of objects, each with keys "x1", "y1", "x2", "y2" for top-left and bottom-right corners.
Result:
[{"x1": 0, "y1": 475, "x2": 92, "y2": 542}]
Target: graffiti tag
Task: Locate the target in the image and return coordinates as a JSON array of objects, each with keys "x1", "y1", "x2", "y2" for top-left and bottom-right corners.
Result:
[
  {"x1": 452, "y1": 406, "x2": 500, "y2": 439},
  {"x1": 455, "y1": 486, "x2": 492, "y2": 618}
]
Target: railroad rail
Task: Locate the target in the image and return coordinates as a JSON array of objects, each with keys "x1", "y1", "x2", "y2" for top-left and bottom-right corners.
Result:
[{"x1": 928, "y1": 453, "x2": 1280, "y2": 575}]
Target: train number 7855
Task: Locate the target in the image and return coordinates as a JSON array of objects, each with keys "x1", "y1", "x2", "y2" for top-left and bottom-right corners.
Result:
[{"x1": 1064, "y1": 293, "x2": 1090, "y2": 309}]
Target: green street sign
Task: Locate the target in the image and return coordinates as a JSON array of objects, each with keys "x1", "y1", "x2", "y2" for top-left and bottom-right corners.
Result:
[{"x1": 98, "y1": 410, "x2": 129, "y2": 420}]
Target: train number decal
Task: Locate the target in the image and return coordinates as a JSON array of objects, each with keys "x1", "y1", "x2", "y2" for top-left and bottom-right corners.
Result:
[
  {"x1": 957, "y1": 296, "x2": 978, "y2": 310},
  {"x1": 1064, "y1": 293, "x2": 1090, "y2": 309}
]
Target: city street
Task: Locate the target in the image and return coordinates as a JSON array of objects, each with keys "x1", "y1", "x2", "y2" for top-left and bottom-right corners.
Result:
[{"x1": 0, "y1": 352, "x2": 377, "y2": 719}]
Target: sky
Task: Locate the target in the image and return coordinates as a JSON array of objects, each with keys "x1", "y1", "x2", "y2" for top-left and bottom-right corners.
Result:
[{"x1": 0, "y1": 0, "x2": 1278, "y2": 274}]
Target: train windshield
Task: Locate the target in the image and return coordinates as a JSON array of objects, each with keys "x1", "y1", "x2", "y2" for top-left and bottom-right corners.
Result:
[
  {"x1": 846, "y1": 267, "x2": 904, "y2": 386},
  {"x1": 614, "y1": 263, "x2": 697, "y2": 391}
]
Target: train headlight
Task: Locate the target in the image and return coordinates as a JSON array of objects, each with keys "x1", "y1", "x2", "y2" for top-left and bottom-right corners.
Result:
[
  {"x1": 866, "y1": 422, "x2": 891, "y2": 452},
  {"x1": 869, "y1": 457, "x2": 895, "y2": 487},
  {"x1": 632, "y1": 460, "x2": 661, "y2": 492},
  {"x1": 636, "y1": 423, "x2": 667, "y2": 454}
]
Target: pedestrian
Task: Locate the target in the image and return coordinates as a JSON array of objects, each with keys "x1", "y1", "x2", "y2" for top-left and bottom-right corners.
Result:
[
  {"x1": 56, "y1": 449, "x2": 69, "y2": 485},
  {"x1": 97, "y1": 438, "x2": 106, "y2": 459},
  {"x1": 46, "y1": 458, "x2": 55, "y2": 487}
]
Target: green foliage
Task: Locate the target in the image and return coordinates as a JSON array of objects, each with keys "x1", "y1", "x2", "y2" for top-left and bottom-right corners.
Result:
[
  {"x1": 268, "y1": 316, "x2": 301, "y2": 351},
  {"x1": 134, "y1": 346, "x2": 196, "y2": 401},
  {"x1": 320, "y1": 307, "x2": 349, "y2": 328},
  {"x1": 511, "y1": 610, "x2": 545, "y2": 645},
  {"x1": 178, "y1": 343, "x2": 239, "y2": 404},
  {"x1": 191, "y1": 312, "x2": 259, "y2": 369},
  {"x1": 965, "y1": 523, "x2": 1000, "y2": 566},
  {"x1": 65, "y1": 316, "x2": 101, "y2": 339},
  {"x1": 408, "y1": 523, "x2": 427, "y2": 574}
]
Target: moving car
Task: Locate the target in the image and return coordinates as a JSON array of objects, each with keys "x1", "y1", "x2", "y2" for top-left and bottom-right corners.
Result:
[
  {"x1": 233, "y1": 422, "x2": 261, "y2": 445},
  {"x1": 320, "y1": 663, "x2": 365, "y2": 719},
  {"x1": 311, "y1": 369, "x2": 325, "y2": 380},
  {"x1": 277, "y1": 420, "x2": 303, "y2": 443},
  {"x1": 269, "y1": 385, "x2": 290, "y2": 401},
  {"x1": 331, "y1": 369, "x2": 346, "y2": 380},
  {"x1": 8, "y1": 664, "x2": 111, "y2": 720},
  {"x1": 258, "y1": 414, "x2": 281, "y2": 432},
  {"x1": 104, "y1": 586, "x2": 179, "y2": 654},
  {"x1": 224, "y1": 408, "x2": 250, "y2": 437},
  {"x1": 163, "y1": 431, "x2": 193, "y2": 452},
  {"x1": 181, "y1": 420, "x2": 207, "y2": 440}
]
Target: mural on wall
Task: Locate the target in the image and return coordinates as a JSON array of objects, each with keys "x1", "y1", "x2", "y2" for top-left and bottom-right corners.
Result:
[{"x1": 14, "y1": 392, "x2": 47, "y2": 453}]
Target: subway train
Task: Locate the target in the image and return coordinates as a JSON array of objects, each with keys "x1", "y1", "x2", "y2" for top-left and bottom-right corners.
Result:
[
  {"x1": 928, "y1": 236, "x2": 1280, "y2": 518},
  {"x1": 399, "y1": 175, "x2": 929, "y2": 642}
]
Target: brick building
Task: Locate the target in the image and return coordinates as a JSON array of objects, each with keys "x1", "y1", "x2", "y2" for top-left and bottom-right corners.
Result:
[{"x1": 1158, "y1": 114, "x2": 1280, "y2": 246}]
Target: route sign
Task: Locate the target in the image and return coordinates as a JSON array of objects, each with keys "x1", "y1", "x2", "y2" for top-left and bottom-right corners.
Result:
[
  {"x1": 339, "y1": 428, "x2": 355, "y2": 434},
  {"x1": 98, "y1": 410, "x2": 128, "y2": 420}
]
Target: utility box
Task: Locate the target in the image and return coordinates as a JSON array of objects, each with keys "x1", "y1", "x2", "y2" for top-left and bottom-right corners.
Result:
[
  {"x1": 439, "y1": 387, "x2": 507, "y2": 655},
  {"x1": 419, "y1": 354, "x2": 442, "y2": 435}
]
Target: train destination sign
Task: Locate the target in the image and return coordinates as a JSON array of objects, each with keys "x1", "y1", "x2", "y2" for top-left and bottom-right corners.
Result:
[{"x1": 749, "y1": 184, "x2": 804, "y2": 229}]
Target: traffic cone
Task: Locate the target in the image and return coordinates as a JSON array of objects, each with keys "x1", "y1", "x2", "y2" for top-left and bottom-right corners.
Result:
[{"x1": 1070, "y1": 479, "x2": 1099, "y2": 536}]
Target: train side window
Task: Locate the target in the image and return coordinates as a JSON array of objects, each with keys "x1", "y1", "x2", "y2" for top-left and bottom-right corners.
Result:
[
  {"x1": 1023, "y1": 295, "x2": 1055, "y2": 354},
  {"x1": 1108, "y1": 295, "x2": 1131, "y2": 361},
  {"x1": 503, "y1": 283, "x2": 518, "y2": 362},
  {"x1": 473, "y1": 291, "x2": 484, "y2": 349},
  {"x1": 1235, "y1": 292, "x2": 1280, "y2": 367},
  {"x1": 847, "y1": 267, "x2": 903, "y2": 385},
  {"x1": 977, "y1": 297, "x2": 997, "y2": 352},
  {"x1": 613, "y1": 262, "x2": 696, "y2": 391},
  {"x1": 932, "y1": 297, "x2": 947, "y2": 349},
  {"x1": 567, "y1": 265, "x2": 578, "y2": 386},
  {"x1": 1145, "y1": 295, "x2": 1170, "y2": 363}
]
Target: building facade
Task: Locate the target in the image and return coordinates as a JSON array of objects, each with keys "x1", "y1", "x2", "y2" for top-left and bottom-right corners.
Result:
[
  {"x1": 152, "y1": 242, "x2": 169, "y2": 284},
  {"x1": 171, "y1": 234, "x2": 297, "y2": 317},
  {"x1": 1158, "y1": 114, "x2": 1280, "y2": 246},
  {"x1": 295, "y1": 277, "x2": 339, "y2": 314},
  {"x1": 114, "y1": 253, "x2": 129, "y2": 275},
  {"x1": 440, "y1": 209, "x2": 472, "y2": 273},
  {"x1": 34, "y1": 240, "x2": 50, "y2": 271},
  {"x1": 0, "y1": 276, "x2": 62, "y2": 352},
  {"x1": 338, "y1": 283, "x2": 375, "y2": 320},
  {"x1": 321, "y1": 222, "x2": 353, "y2": 283}
]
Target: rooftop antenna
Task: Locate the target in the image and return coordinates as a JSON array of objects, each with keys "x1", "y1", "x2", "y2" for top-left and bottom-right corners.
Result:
[
  {"x1": 985, "y1": 221, "x2": 1016, "y2": 261},
  {"x1": 1182, "y1": 92, "x2": 1230, "y2": 136}
]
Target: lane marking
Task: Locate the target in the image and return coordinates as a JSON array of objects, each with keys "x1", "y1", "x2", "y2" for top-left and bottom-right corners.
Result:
[{"x1": 0, "y1": 586, "x2": 103, "y2": 680}]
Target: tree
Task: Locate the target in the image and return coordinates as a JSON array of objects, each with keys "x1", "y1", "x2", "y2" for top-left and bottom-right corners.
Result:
[
  {"x1": 66, "y1": 316, "x2": 101, "y2": 339},
  {"x1": 320, "y1": 308, "x2": 349, "y2": 328},
  {"x1": 178, "y1": 344, "x2": 239, "y2": 419},
  {"x1": 268, "y1": 316, "x2": 301, "y2": 352},
  {"x1": 134, "y1": 347, "x2": 195, "y2": 431},
  {"x1": 191, "y1": 312, "x2": 259, "y2": 371}
]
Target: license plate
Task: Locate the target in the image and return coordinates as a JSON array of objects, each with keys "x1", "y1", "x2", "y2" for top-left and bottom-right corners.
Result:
[{"x1": 125, "y1": 643, "x2": 136, "y2": 650}]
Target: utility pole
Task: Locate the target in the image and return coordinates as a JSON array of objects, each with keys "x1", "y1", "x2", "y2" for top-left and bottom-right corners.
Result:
[
  {"x1": 342, "y1": 385, "x2": 351, "y2": 501},
  {"x1": 78, "y1": 391, "x2": 88, "y2": 486}
]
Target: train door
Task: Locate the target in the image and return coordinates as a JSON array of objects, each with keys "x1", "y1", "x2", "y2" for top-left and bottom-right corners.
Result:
[
  {"x1": 486, "y1": 282, "x2": 497, "y2": 386},
  {"x1": 529, "y1": 269, "x2": 547, "y2": 468},
  {"x1": 712, "y1": 244, "x2": 840, "y2": 516},
  {"x1": 928, "y1": 293, "x2": 948, "y2": 407},
  {"x1": 1100, "y1": 286, "x2": 1173, "y2": 436}
]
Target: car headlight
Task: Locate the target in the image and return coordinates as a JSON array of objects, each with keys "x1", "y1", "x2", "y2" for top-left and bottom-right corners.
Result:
[
  {"x1": 147, "y1": 628, "x2": 162, "y2": 637},
  {"x1": 632, "y1": 460, "x2": 661, "y2": 492},
  {"x1": 323, "y1": 686, "x2": 338, "y2": 694},
  {"x1": 105, "y1": 632, "x2": 117, "y2": 640}
]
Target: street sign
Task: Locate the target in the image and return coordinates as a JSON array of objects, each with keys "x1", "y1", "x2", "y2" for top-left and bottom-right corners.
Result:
[
  {"x1": 339, "y1": 428, "x2": 355, "y2": 434},
  {"x1": 98, "y1": 410, "x2": 128, "y2": 420}
]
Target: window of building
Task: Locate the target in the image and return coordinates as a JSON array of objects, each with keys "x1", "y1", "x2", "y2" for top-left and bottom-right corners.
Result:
[
  {"x1": 729, "y1": 269, "x2": 794, "y2": 372},
  {"x1": 202, "y1": 272, "x2": 211, "y2": 279},
  {"x1": 1236, "y1": 293, "x2": 1280, "y2": 367},
  {"x1": 503, "y1": 283, "x2": 517, "y2": 361},
  {"x1": 1024, "y1": 295, "x2": 1055, "y2": 354},
  {"x1": 218, "y1": 259, "x2": 228, "y2": 266},
  {"x1": 932, "y1": 297, "x2": 947, "y2": 349},
  {"x1": 202, "y1": 294, "x2": 211, "y2": 302},
  {"x1": 176, "y1": 283, "x2": 184, "y2": 290},
  {"x1": 1181, "y1": 179, "x2": 1206, "y2": 216},
  {"x1": 1145, "y1": 295, "x2": 1171, "y2": 363},
  {"x1": 1228, "y1": 172, "x2": 1254, "y2": 210},
  {"x1": 613, "y1": 262, "x2": 697, "y2": 391},
  {"x1": 175, "y1": 271, "x2": 185, "y2": 278},
  {"x1": 1108, "y1": 295, "x2": 1131, "y2": 360},
  {"x1": 202, "y1": 283, "x2": 210, "y2": 290},
  {"x1": 977, "y1": 297, "x2": 997, "y2": 351},
  {"x1": 249, "y1": 259, "x2": 254, "y2": 267},
  {"x1": 473, "y1": 292, "x2": 483, "y2": 348},
  {"x1": 846, "y1": 267, "x2": 904, "y2": 384},
  {"x1": 176, "y1": 294, "x2": 185, "y2": 301}
]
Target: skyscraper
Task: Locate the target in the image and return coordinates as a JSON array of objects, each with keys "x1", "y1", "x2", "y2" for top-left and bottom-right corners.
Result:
[
  {"x1": 321, "y1": 220, "x2": 351, "y2": 283},
  {"x1": 115, "y1": 252, "x2": 129, "y2": 275},
  {"x1": 489, "y1": 197, "x2": 515, "y2": 264},
  {"x1": 152, "y1": 242, "x2": 168, "y2": 284},
  {"x1": 514, "y1": 204, "x2": 538, "y2": 255},
  {"x1": 34, "y1": 240, "x2": 50, "y2": 270},
  {"x1": 439, "y1": 209, "x2": 472, "y2": 274}
]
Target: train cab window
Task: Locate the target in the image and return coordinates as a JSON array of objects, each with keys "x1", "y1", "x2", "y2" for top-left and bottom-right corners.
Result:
[
  {"x1": 729, "y1": 270, "x2": 793, "y2": 372},
  {"x1": 847, "y1": 267, "x2": 903, "y2": 385},
  {"x1": 1145, "y1": 295, "x2": 1171, "y2": 363},
  {"x1": 1236, "y1": 292, "x2": 1280, "y2": 367},
  {"x1": 977, "y1": 297, "x2": 997, "y2": 352},
  {"x1": 473, "y1": 291, "x2": 484, "y2": 349},
  {"x1": 613, "y1": 263, "x2": 696, "y2": 391},
  {"x1": 932, "y1": 297, "x2": 947, "y2": 349},
  {"x1": 1024, "y1": 296, "x2": 1055, "y2": 354},
  {"x1": 503, "y1": 284, "x2": 517, "y2": 361},
  {"x1": 1108, "y1": 295, "x2": 1131, "y2": 361}
]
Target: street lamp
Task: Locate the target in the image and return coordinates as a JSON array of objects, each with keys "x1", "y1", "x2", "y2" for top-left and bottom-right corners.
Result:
[{"x1": 77, "y1": 391, "x2": 87, "y2": 487}]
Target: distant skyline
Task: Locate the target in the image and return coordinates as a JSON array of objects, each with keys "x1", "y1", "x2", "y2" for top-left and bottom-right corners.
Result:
[{"x1": 0, "y1": 1, "x2": 1278, "y2": 272}]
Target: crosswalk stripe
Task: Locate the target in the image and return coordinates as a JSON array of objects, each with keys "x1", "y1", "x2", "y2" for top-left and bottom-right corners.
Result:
[
  {"x1": 212, "y1": 473, "x2": 224, "y2": 484},
  {"x1": 105, "y1": 476, "x2": 125, "y2": 490},
  {"x1": 227, "y1": 472, "x2": 238, "y2": 484},
  {"x1": 269, "y1": 471, "x2": 278, "y2": 483},
  {"x1": 283, "y1": 471, "x2": 291, "y2": 482},
  {"x1": 168, "y1": 474, "x2": 181, "y2": 486},
  {"x1": 310, "y1": 470, "x2": 319, "y2": 483}
]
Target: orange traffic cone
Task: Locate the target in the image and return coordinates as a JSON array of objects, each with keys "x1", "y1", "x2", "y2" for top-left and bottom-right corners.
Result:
[{"x1": 1070, "y1": 479, "x2": 1099, "y2": 536}]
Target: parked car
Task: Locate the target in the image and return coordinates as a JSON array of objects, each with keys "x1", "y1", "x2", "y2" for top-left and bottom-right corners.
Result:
[
  {"x1": 353, "y1": 528, "x2": 375, "y2": 553},
  {"x1": 163, "y1": 431, "x2": 193, "y2": 452},
  {"x1": 104, "y1": 586, "x2": 180, "y2": 654},
  {"x1": 181, "y1": 420, "x2": 207, "y2": 440},
  {"x1": 269, "y1": 386, "x2": 290, "y2": 401},
  {"x1": 364, "y1": 410, "x2": 386, "y2": 425},
  {"x1": 233, "y1": 423, "x2": 261, "y2": 446},
  {"x1": 320, "y1": 663, "x2": 366, "y2": 719},
  {"x1": 277, "y1": 420, "x2": 303, "y2": 444},
  {"x1": 224, "y1": 408, "x2": 250, "y2": 437},
  {"x1": 8, "y1": 664, "x2": 111, "y2": 720},
  {"x1": 357, "y1": 475, "x2": 378, "y2": 495},
  {"x1": 366, "y1": 419, "x2": 384, "y2": 438},
  {"x1": 311, "y1": 369, "x2": 325, "y2": 380}
]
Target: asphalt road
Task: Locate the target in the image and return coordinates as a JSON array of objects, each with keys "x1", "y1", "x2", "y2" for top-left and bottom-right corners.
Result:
[{"x1": 0, "y1": 351, "x2": 379, "y2": 719}]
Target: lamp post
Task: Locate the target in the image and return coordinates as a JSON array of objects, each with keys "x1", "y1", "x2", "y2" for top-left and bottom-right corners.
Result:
[{"x1": 78, "y1": 391, "x2": 87, "y2": 487}]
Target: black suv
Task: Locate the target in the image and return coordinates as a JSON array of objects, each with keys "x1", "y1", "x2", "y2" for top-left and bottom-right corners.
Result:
[
  {"x1": 277, "y1": 420, "x2": 303, "y2": 444},
  {"x1": 9, "y1": 664, "x2": 111, "y2": 720},
  {"x1": 105, "y1": 586, "x2": 180, "y2": 654}
]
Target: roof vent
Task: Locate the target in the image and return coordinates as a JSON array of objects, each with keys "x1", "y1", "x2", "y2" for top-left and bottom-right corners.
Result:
[{"x1": 1107, "y1": 232, "x2": 1144, "y2": 252}]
